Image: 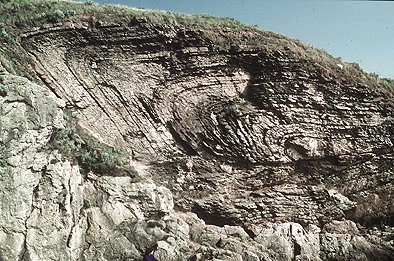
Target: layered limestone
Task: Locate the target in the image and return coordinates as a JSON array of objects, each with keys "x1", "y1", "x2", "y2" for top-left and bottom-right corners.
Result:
[{"x1": 0, "y1": 7, "x2": 393, "y2": 261}]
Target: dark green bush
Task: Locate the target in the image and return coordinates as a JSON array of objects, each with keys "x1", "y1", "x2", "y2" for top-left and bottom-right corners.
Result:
[
  {"x1": 0, "y1": 83, "x2": 7, "y2": 96},
  {"x1": 46, "y1": 9, "x2": 65, "y2": 23},
  {"x1": 83, "y1": 198, "x2": 98, "y2": 209},
  {"x1": 0, "y1": 155, "x2": 6, "y2": 167},
  {"x1": 84, "y1": 0, "x2": 95, "y2": 5},
  {"x1": 79, "y1": 143, "x2": 124, "y2": 172}
]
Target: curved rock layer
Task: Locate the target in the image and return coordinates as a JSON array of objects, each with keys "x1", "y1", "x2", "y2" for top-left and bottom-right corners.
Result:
[{"x1": 1, "y1": 16, "x2": 392, "y2": 260}]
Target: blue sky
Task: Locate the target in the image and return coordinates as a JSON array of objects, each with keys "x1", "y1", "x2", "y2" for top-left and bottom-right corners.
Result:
[{"x1": 93, "y1": 0, "x2": 394, "y2": 79}]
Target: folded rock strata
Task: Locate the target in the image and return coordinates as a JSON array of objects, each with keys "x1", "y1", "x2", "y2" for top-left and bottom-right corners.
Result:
[{"x1": 0, "y1": 6, "x2": 393, "y2": 261}]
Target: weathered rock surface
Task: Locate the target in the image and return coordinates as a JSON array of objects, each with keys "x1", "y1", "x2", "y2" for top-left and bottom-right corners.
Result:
[
  {"x1": 0, "y1": 4, "x2": 393, "y2": 261},
  {"x1": 0, "y1": 71, "x2": 65, "y2": 260}
]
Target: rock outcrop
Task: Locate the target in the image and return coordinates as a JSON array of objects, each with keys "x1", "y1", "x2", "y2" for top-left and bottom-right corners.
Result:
[{"x1": 1, "y1": 2, "x2": 393, "y2": 260}]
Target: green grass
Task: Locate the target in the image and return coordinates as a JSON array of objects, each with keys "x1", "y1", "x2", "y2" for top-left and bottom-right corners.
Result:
[{"x1": 0, "y1": 0, "x2": 246, "y2": 33}]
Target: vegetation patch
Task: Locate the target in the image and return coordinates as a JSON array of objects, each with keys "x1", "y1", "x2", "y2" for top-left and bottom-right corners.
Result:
[
  {"x1": 0, "y1": 134, "x2": 7, "y2": 167},
  {"x1": 83, "y1": 197, "x2": 99, "y2": 209},
  {"x1": 0, "y1": 0, "x2": 245, "y2": 33},
  {"x1": 378, "y1": 77, "x2": 394, "y2": 90},
  {"x1": 0, "y1": 23, "x2": 15, "y2": 44},
  {"x1": 0, "y1": 83, "x2": 7, "y2": 96},
  {"x1": 50, "y1": 110, "x2": 138, "y2": 177},
  {"x1": 0, "y1": 152, "x2": 6, "y2": 167}
]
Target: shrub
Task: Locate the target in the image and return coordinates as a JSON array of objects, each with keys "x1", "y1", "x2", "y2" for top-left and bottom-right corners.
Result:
[
  {"x1": 380, "y1": 78, "x2": 394, "y2": 90},
  {"x1": 83, "y1": 198, "x2": 98, "y2": 209},
  {"x1": 0, "y1": 145, "x2": 6, "y2": 167},
  {"x1": 51, "y1": 111, "x2": 137, "y2": 176},
  {"x1": 0, "y1": 157, "x2": 6, "y2": 167},
  {"x1": 0, "y1": 83, "x2": 7, "y2": 96},
  {"x1": 46, "y1": 9, "x2": 65, "y2": 23},
  {"x1": 84, "y1": 0, "x2": 95, "y2": 5},
  {"x1": 0, "y1": 23, "x2": 15, "y2": 44},
  {"x1": 79, "y1": 144, "x2": 124, "y2": 172}
]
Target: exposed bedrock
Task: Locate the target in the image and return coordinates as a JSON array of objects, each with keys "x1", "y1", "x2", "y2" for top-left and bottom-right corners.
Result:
[{"x1": 10, "y1": 20, "x2": 394, "y2": 260}]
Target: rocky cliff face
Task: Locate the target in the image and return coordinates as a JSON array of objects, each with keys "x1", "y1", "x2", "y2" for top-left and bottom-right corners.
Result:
[{"x1": 1, "y1": 2, "x2": 393, "y2": 261}]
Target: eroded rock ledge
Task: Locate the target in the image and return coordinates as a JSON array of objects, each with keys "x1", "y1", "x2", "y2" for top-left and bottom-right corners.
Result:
[{"x1": 0, "y1": 13, "x2": 393, "y2": 261}]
